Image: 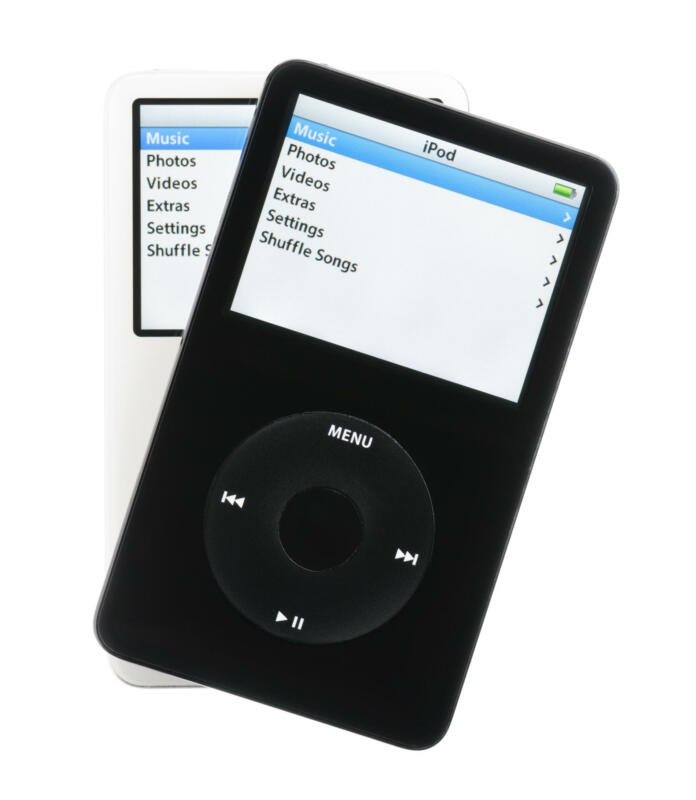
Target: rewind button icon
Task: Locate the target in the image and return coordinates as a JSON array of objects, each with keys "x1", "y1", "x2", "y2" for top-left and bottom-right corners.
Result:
[{"x1": 221, "y1": 491, "x2": 245, "y2": 508}]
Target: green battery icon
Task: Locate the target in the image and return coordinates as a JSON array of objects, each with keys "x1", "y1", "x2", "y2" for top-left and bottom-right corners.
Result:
[{"x1": 553, "y1": 182, "x2": 577, "y2": 199}]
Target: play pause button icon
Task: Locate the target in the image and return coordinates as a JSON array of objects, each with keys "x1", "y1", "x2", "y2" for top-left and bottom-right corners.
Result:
[{"x1": 275, "y1": 610, "x2": 304, "y2": 630}]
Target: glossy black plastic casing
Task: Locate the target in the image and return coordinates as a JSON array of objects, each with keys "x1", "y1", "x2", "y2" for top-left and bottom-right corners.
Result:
[{"x1": 96, "y1": 61, "x2": 618, "y2": 748}]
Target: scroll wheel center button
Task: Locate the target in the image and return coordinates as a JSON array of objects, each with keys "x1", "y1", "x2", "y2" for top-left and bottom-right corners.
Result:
[{"x1": 279, "y1": 487, "x2": 363, "y2": 571}]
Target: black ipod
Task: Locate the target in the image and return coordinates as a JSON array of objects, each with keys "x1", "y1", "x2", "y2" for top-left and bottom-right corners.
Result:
[{"x1": 96, "y1": 61, "x2": 617, "y2": 748}]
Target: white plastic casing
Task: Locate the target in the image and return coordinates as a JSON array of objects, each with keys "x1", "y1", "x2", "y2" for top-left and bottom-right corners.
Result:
[{"x1": 104, "y1": 70, "x2": 469, "y2": 686}]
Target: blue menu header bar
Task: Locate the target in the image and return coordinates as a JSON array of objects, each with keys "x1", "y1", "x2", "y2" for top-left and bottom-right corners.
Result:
[
  {"x1": 286, "y1": 116, "x2": 578, "y2": 230},
  {"x1": 140, "y1": 127, "x2": 248, "y2": 151}
]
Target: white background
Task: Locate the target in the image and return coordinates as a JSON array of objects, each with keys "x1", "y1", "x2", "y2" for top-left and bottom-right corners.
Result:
[{"x1": 1, "y1": 2, "x2": 694, "y2": 798}]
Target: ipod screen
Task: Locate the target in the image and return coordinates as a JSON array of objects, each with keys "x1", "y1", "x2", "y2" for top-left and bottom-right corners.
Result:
[
  {"x1": 232, "y1": 96, "x2": 585, "y2": 402},
  {"x1": 134, "y1": 100, "x2": 256, "y2": 334}
]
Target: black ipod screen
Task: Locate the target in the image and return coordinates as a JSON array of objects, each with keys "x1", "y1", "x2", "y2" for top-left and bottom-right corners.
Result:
[{"x1": 230, "y1": 95, "x2": 585, "y2": 403}]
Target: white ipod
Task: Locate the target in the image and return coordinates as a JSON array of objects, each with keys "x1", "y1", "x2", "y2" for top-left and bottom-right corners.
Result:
[{"x1": 104, "y1": 70, "x2": 469, "y2": 686}]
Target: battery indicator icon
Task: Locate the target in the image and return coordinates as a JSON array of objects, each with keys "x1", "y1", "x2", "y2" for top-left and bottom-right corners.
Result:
[{"x1": 553, "y1": 182, "x2": 577, "y2": 199}]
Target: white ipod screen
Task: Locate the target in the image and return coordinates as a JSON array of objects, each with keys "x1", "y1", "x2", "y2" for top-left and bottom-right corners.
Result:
[
  {"x1": 231, "y1": 96, "x2": 585, "y2": 402},
  {"x1": 136, "y1": 100, "x2": 256, "y2": 333}
]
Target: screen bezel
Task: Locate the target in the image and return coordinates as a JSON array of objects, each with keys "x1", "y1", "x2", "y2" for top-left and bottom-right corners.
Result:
[
  {"x1": 182, "y1": 61, "x2": 617, "y2": 436},
  {"x1": 132, "y1": 97, "x2": 257, "y2": 337}
]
